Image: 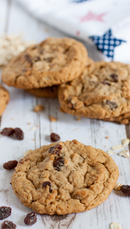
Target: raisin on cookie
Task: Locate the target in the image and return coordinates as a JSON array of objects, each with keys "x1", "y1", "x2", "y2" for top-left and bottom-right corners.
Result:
[
  {"x1": 2, "y1": 37, "x2": 88, "y2": 89},
  {"x1": 11, "y1": 140, "x2": 119, "y2": 215},
  {"x1": 58, "y1": 61, "x2": 130, "y2": 120},
  {"x1": 26, "y1": 85, "x2": 58, "y2": 98},
  {"x1": 0, "y1": 84, "x2": 9, "y2": 116}
]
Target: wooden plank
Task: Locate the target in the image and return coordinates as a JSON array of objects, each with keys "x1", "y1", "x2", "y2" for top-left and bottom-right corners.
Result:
[{"x1": 0, "y1": 0, "x2": 8, "y2": 34}]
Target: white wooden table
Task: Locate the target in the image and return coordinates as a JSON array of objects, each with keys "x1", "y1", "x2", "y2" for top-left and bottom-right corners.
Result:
[{"x1": 0, "y1": 0, "x2": 130, "y2": 228}]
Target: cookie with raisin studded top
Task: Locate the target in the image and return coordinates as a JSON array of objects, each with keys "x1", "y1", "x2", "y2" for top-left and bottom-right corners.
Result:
[
  {"x1": 11, "y1": 140, "x2": 119, "y2": 215},
  {"x1": 0, "y1": 84, "x2": 9, "y2": 116},
  {"x1": 58, "y1": 61, "x2": 130, "y2": 119},
  {"x1": 2, "y1": 37, "x2": 88, "y2": 89}
]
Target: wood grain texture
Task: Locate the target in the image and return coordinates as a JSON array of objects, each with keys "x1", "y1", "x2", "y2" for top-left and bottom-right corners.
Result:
[{"x1": 0, "y1": 0, "x2": 130, "y2": 228}]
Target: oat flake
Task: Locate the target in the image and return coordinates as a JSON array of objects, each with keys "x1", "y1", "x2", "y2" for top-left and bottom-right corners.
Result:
[
  {"x1": 111, "y1": 145, "x2": 123, "y2": 150},
  {"x1": 118, "y1": 150, "x2": 129, "y2": 158},
  {"x1": 122, "y1": 138, "x2": 130, "y2": 146},
  {"x1": 0, "y1": 34, "x2": 33, "y2": 67},
  {"x1": 114, "y1": 183, "x2": 122, "y2": 191},
  {"x1": 110, "y1": 222, "x2": 122, "y2": 229},
  {"x1": 107, "y1": 150, "x2": 115, "y2": 155}
]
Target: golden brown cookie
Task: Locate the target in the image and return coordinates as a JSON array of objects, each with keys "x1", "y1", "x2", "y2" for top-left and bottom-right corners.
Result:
[
  {"x1": 2, "y1": 37, "x2": 88, "y2": 89},
  {"x1": 0, "y1": 84, "x2": 9, "y2": 116},
  {"x1": 26, "y1": 85, "x2": 58, "y2": 98},
  {"x1": 58, "y1": 61, "x2": 130, "y2": 119},
  {"x1": 11, "y1": 140, "x2": 119, "y2": 215}
]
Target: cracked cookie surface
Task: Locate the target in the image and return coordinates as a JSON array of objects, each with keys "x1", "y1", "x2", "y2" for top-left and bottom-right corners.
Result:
[
  {"x1": 2, "y1": 37, "x2": 88, "y2": 89},
  {"x1": 58, "y1": 61, "x2": 130, "y2": 119},
  {"x1": 26, "y1": 85, "x2": 58, "y2": 98},
  {"x1": 0, "y1": 84, "x2": 9, "y2": 116},
  {"x1": 11, "y1": 140, "x2": 119, "y2": 215}
]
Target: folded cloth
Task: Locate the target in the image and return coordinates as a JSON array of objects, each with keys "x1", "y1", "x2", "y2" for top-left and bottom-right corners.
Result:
[{"x1": 16, "y1": 0, "x2": 130, "y2": 63}]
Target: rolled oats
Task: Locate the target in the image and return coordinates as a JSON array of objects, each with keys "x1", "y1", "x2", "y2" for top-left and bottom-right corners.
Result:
[{"x1": 110, "y1": 222, "x2": 122, "y2": 229}]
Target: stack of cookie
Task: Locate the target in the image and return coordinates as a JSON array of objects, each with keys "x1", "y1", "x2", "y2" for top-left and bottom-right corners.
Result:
[{"x1": 2, "y1": 37, "x2": 130, "y2": 124}]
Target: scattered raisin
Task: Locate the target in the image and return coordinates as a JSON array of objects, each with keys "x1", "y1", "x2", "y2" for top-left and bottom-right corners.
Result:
[
  {"x1": 110, "y1": 74, "x2": 118, "y2": 82},
  {"x1": 3, "y1": 161, "x2": 18, "y2": 170},
  {"x1": 53, "y1": 156, "x2": 64, "y2": 171},
  {"x1": 101, "y1": 80, "x2": 111, "y2": 86},
  {"x1": 121, "y1": 185, "x2": 130, "y2": 195},
  {"x1": 105, "y1": 100, "x2": 118, "y2": 110},
  {"x1": 0, "y1": 207, "x2": 11, "y2": 220},
  {"x1": 1, "y1": 128, "x2": 14, "y2": 136},
  {"x1": 49, "y1": 144, "x2": 62, "y2": 156},
  {"x1": 42, "y1": 181, "x2": 52, "y2": 193},
  {"x1": 50, "y1": 133, "x2": 60, "y2": 142},
  {"x1": 24, "y1": 212, "x2": 37, "y2": 226},
  {"x1": 1, "y1": 127, "x2": 24, "y2": 140},
  {"x1": 14, "y1": 128, "x2": 24, "y2": 140},
  {"x1": 1, "y1": 220, "x2": 16, "y2": 229}
]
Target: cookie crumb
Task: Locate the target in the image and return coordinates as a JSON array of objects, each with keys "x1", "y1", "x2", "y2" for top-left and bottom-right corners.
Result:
[
  {"x1": 33, "y1": 105, "x2": 44, "y2": 112},
  {"x1": 111, "y1": 145, "x2": 123, "y2": 150},
  {"x1": 32, "y1": 138, "x2": 35, "y2": 141},
  {"x1": 114, "y1": 183, "x2": 122, "y2": 191},
  {"x1": 107, "y1": 150, "x2": 115, "y2": 155},
  {"x1": 105, "y1": 136, "x2": 109, "y2": 139},
  {"x1": 110, "y1": 222, "x2": 122, "y2": 229},
  {"x1": 37, "y1": 125, "x2": 40, "y2": 127},
  {"x1": 75, "y1": 116, "x2": 81, "y2": 121},
  {"x1": 59, "y1": 107, "x2": 65, "y2": 113},
  {"x1": 28, "y1": 123, "x2": 31, "y2": 125},
  {"x1": 122, "y1": 138, "x2": 130, "y2": 146},
  {"x1": 118, "y1": 150, "x2": 129, "y2": 158},
  {"x1": 49, "y1": 116, "x2": 57, "y2": 122}
]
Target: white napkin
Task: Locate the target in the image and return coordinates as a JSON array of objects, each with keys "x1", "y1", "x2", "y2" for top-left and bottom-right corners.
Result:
[{"x1": 16, "y1": 0, "x2": 130, "y2": 63}]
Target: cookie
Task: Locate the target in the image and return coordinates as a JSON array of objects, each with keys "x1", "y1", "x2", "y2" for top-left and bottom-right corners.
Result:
[
  {"x1": 26, "y1": 85, "x2": 58, "y2": 98},
  {"x1": 0, "y1": 84, "x2": 9, "y2": 116},
  {"x1": 58, "y1": 61, "x2": 130, "y2": 119},
  {"x1": 11, "y1": 140, "x2": 119, "y2": 215},
  {"x1": 2, "y1": 37, "x2": 88, "y2": 89},
  {"x1": 104, "y1": 112, "x2": 130, "y2": 124}
]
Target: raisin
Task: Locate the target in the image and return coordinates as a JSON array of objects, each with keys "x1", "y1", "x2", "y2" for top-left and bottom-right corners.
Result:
[
  {"x1": 42, "y1": 181, "x2": 52, "y2": 193},
  {"x1": 53, "y1": 156, "x2": 64, "y2": 171},
  {"x1": 121, "y1": 185, "x2": 130, "y2": 195},
  {"x1": 24, "y1": 212, "x2": 37, "y2": 226},
  {"x1": 101, "y1": 80, "x2": 111, "y2": 86},
  {"x1": 14, "y1": 128, "x2": 24, "y2": 140},
  {"x1": 43, "y1": 57, "x2": 53, "y2": 62},
  {"x1": 110, "y1": 74, "x2": 118, "y2": 82},
  {"x1": 105, "y1": 100, "x2": 118, "y2": 110},
  {"x1": 49, "y1": 144, "x2": 62, "y2": 156},
  {"x1": 34, "y1": 56, "x2": 40, "y2": 62},
  {"x1": 1, "y1": 220, "x2": 16, "y2": 229},
  {"x1": 50, "y1": 133, "x2": 60, "y2": 142},
  {"x1": 0, "y1": 207, "x2": 11, "y2": 220},
  {"x1": 24, "y1": 54, "x2": 32, "y2": 64},
  {"x1": 3, "y1": 161, "x2": 18, "y2": 170},
  {"x1": 1, "y1": 128, "x2": 14, "y2": 136}
]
